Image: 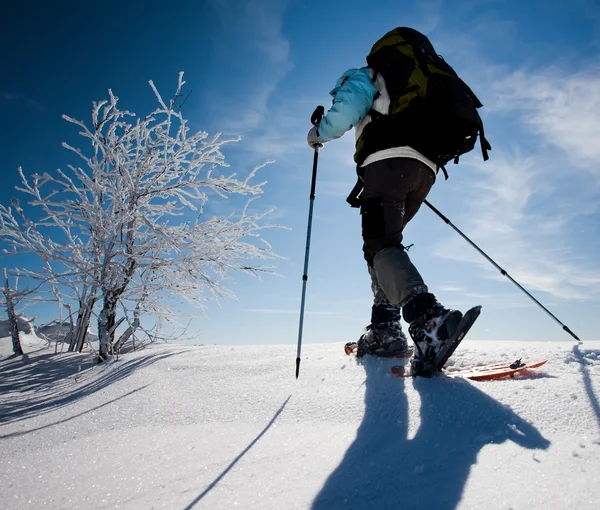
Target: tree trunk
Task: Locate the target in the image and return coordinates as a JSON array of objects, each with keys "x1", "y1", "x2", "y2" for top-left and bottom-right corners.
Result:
[
  {"x1": 3, "y1": 271, "x2": 23, "y2": 355},
  {"x1": 97, "y1": 307, "x2": 111, "y2": 362},
  {"x1": 113, "y1": 317, "x2": 140, "y2": 353},
  {"x1": 98, "y1": 291, "x2": 122, "y2": 361},
  {"x1": 106, "y1": 304, "x2": 117, "y2": 346},
  {"x1": 63, "y1": 303, "x2": 75, "y2": 353},
  {"x1": 68, "y1": 296, "x2": 86, "y2": 352},
  {"x1": 77, "y1": 301, "x2": 94, "y2": 353},
  {"x1": 70, "y1": 286, "x2": 97, "y2": 353}
]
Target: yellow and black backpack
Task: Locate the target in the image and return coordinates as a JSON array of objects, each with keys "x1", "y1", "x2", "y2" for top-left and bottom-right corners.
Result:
[{"x1": 354, "y1": 27, "x2": 491, "y2": 174}]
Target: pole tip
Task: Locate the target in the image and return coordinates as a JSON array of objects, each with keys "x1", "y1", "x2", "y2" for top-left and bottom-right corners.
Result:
[
  {"x1": 295, "y1": 357, "x2": 301, "y2": 379},
  {"x1": 564, "y1": 326, "x2": 581, "y2": 342}
]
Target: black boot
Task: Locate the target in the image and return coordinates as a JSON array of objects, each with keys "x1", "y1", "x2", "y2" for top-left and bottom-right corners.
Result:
[
  {"x1": 403, "y1": 293, "x2": 463, "y2": 376},
  {"x1": 356, "y1": 320, "x2": 410, "y2": 358}
]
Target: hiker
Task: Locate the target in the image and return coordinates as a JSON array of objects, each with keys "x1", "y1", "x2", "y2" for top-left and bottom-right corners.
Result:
[{"x1": 306, "y1": 27, "x2": 490, "y2": 376}]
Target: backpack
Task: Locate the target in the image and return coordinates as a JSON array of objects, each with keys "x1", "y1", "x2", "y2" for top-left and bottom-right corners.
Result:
[{"x1": 354, "y1": 27, "x2": 491, "y2": 174}]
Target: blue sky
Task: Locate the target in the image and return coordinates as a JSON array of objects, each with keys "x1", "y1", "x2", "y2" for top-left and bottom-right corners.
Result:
[{"x1": 1, "y1": 0, "x2": 600, "y2": 346}]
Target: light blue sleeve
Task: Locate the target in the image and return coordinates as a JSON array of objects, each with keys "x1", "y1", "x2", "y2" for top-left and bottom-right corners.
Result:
[{"x1": 317, "y1": 68, "x2": 377, "y2": 143}]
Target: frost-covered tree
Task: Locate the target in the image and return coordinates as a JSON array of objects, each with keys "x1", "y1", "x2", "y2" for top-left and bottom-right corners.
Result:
[{"x1": 0, "y1": 73, "x2": 279, "y2": 361}]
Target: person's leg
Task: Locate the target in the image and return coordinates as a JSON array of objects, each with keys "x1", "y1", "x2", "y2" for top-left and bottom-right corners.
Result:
[
  {"x1": 368, "y1": 265, "x2": 401, "y2": 326},
  {"x1": 355, "y1": 265, "x2": 409, "y2": 357},
  {"x1": 359, "y1": 158, "x2": 465, "y2": 373},
  {"x1": 361, "y1": 158, "x2": 433, "y2": 307},
  {"x1": 356, "y1": 157, "x2": 430, "y2": 358}
]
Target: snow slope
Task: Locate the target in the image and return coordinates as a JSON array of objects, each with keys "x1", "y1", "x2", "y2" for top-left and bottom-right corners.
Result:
[
  {"x1": 0, "y1": 317, "x2": 35, "y2": 338},
  {"x1": 1, "y1": 337, "x2": 599, "y2": 509}
]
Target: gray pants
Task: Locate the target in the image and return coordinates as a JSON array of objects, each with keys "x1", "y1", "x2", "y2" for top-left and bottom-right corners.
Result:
[{"x1": 360, "y1": 157, "x2": 434, "y2": 308}]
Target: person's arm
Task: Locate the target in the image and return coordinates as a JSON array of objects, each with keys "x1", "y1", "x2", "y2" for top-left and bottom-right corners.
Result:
[{"x1": 309, "y1": 68, "x2": 377, "y2": 145}]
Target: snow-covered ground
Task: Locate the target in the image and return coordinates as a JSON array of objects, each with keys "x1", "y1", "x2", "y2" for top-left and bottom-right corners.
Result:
[{"x1": 1, "y1": 334, "x2": 599, "y2": 509}]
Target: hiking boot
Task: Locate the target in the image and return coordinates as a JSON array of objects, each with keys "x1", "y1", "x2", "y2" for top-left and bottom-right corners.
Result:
[
  {"x1": 407, "y1": 303, "x2": 463, "y2": 376},
  {"x1": 356, "y1": 321, "x2": 410, "y2": 358}
]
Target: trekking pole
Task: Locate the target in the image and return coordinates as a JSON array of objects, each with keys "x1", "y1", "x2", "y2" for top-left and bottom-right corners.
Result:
[
  {"x1": 296, "y1": 105, "x2": 325, "y2": 379},
  {"x1": 424, "y1": 199, "x2": 581, "y2": 342}
]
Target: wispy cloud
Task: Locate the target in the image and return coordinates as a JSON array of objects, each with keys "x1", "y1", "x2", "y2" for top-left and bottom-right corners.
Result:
[
  {"x1": 435, "y1": 150, "x2": 600, "y2": 300},
  {"x1": 245, "y1": 308, "x2": 347, "y2": 316},
  {"x1": 438, "y1": 285, "x2": 464, "y2": 292},
  {"x1": 409, "y1": 0, "x2": 443, "y2": 35},
  {"x1": 0, "y1": 91, "x2": 42, "y2": 108},
  {"x1": 492, "y1": 67, "x2": 600, "y2": 174},
  {"x1": 444, "y1": 292, "x2": 539, "y2": 311},
  {"x1": 209, "y1": 0, "x2": 293, "y2": 133}
]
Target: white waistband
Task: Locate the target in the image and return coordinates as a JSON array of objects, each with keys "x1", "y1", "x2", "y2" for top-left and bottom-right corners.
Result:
[{"x1": 361, "y1": 147, "x2": 438, "y2": 175}]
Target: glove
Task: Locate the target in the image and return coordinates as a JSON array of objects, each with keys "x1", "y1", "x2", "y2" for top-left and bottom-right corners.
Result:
[{"x1": 306, "y1": 126, "x2": 323, "y2": 149}]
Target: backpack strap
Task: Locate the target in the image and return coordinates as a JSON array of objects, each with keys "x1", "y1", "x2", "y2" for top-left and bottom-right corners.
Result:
[
  {"x1": 368, "y1": 108, "x2": 384, "y2": 122},
  {"x1": 480, "y1": 126, "x2": 491, "y2": 161},
  {"x1": 346, "y1": 165, "x2": 365, "y2": 208},
  {"x1": 368, "y1": 69, "x2": 382, "y2": 110},
  {"x1": 462, "y1": 82, "x2": 491, "y2": 161}
]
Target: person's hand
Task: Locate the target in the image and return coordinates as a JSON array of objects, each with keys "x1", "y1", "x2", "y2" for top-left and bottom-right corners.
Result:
[{"x1": 306, "y1": 126, "x2": 323, "y2": 149}]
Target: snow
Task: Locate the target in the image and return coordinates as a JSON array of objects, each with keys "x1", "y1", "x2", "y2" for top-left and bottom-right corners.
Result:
[{"x1": 1, "y1": 336, "x2": 599, "y2": 509}]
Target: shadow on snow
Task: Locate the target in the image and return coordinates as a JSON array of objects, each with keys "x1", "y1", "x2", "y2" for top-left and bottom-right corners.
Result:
[
  {"x1": 312, "y1": 358, "x2": 550, "y2": 510},
  {"x1": 571, "y1": 344, "x2": 600, "y2": 430},
  {"x1": 0, "y1": 349, "x2": 184, "y2": 424},
  {"x1": 183, "y1": 395, "x2": 292, "y2": 510}
]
